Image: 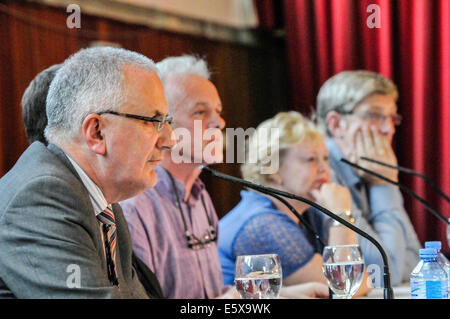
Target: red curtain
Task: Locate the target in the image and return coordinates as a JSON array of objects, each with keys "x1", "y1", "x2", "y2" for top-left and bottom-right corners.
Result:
[{"x1": 277, "y1": 0, "x2": 450, "y2": 251}]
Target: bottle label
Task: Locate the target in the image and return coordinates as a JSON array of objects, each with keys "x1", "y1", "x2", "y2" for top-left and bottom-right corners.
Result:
[
  {"x1": 410, "y1": 279, "x2": 447, "y2": 299},
  {"x1": 410, "y1": 279, "x2": 423, "y2": 299},
  {"x1": 425, "y1": 281, "x2": 445, "y2": 299}
]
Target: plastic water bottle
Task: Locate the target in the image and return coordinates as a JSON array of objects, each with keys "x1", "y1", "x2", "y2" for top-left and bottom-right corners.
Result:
[
  {"x1": 410, "y1": 248, "x2": 448, "y2": 299},
  {"x1": 425, "y1": 241, "x2": 450, "y2": 295},
  {"x1": 447, "y1": 221, "x2": 450, "y2": 247}
]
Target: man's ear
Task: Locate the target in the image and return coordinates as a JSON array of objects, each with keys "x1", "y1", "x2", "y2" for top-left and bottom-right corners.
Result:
[
  {"x1": 326, "y1": 111, "x2": 345, "y2": 139},
  {"x1": 82, "y1": 114, "x2": 106, "y2": 155}
]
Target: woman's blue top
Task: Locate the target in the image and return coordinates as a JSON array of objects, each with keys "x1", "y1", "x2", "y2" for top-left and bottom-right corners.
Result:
[{"x1": 218, "y1": 190, "x2": 329, "y2": 285}]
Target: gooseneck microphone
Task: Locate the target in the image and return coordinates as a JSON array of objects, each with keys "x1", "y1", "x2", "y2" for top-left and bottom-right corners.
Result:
[
  {"x1": 340, "y1": 158, "x2": 450, "y2": 225},
  {"x1": 262, "y1": 191, "x2": 330, "y2": 298},
  {"x1": 264, "y1": 192, "x2": 326, "y2": 249},
  {"x1": 360, "y1": 156, "x2": 450, "y2": 204},
  {"x1": 201, "y1": 165, "x2": 394, "y2": 299}
]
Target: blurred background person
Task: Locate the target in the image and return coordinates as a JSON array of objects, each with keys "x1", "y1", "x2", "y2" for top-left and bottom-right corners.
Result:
[
  {"x1": 316, "y1": 70, "x2": 421, "y2": 285},
  {"x1": 218, "y1": 111, "x2": 370, "y2": 297},
  {"x1": 21, "y1": 64, "x2": 61, "y2": 145}
]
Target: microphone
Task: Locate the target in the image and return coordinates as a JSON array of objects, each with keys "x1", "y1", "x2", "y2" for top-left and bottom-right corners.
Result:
[
  {"x1": 201, "y1": 165, "x2": 395, "y2": 299},
  {"x1": 266, "y1": 192, "x2": 327, "y2": 249},
  {"x1": 340, "y1": 158, "x2": 450, "y2": 225},
  {"x1": 264, "y1": 192, "x2": 330, "y2": 298},
  {"x1": 360, "y1": 156, "x2": 450, "y2": 204}
]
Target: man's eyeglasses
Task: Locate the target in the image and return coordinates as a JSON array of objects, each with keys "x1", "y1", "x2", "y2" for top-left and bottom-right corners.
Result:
[
  {"x1": 164, "y1": 167, "x2": 218, "y2": 251},
  {"x1": 340, "y1": 111, "x2": 402, "y2": 126},
  {"x1": 97, "y1": 110, "x2": 173, "y2": 131}
]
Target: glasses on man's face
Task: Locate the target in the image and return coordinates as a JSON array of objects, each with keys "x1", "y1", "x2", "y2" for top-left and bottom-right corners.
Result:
[
  {"x1": 185, "y1": 227, "x2": 217, "y2": 250},
  {"x1": 97, "y1": 110, "x2": 173, "y2": 131},
  {"x1": 341, "y1": 111, "x2": 402, "y2": 126}
]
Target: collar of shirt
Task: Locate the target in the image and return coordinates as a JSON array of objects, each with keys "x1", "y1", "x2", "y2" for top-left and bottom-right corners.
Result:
[
  {"x1": 326, "y1": 138, "x2": 361, "y2": 189},
  {"x1": 154, "y1": 166, "x2": 205, "y2": 207},
  {"x1": 66, "y1": 154, "x2": 109, "y2": 216}
]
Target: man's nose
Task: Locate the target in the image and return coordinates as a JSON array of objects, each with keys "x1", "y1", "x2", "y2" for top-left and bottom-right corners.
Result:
[
  {"x1": 380, "y1": 116, "x2": 396, "y2": 137},
  {"x1": 158, "y1": 122, "x2": 177, "y2": 149},
  {"x1": 209, "y1": 111, "x2": 226, "y2": 130}
]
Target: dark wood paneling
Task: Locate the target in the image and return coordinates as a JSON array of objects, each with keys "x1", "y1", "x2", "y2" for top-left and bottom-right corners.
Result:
[{"x1": 0, "y1": 1, "x2": 288, "y2": 218}]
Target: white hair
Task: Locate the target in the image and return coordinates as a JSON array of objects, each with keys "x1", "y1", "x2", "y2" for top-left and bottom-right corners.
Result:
[
  {"x1": 156, "y1": 55, "x2": 211, "y2": 114},
  {"x1": 241, "y1": 111, "x2": 324, "y2": 185},
  {"x1": 44, "y1": 46, "x2": 159, "y2": 146}
]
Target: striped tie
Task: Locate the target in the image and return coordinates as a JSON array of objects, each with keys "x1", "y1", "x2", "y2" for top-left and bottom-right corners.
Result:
[{"x1": 97, "y1": 206, "x2": 119, "y2": 286}]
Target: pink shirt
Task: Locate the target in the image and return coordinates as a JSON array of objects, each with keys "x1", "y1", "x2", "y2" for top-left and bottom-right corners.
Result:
[{"x1": 120, "y1": 166, "x2": 226, "y2": 298}]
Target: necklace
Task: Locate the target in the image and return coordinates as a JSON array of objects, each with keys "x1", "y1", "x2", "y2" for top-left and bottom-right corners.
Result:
[{"x1": 164, "y1": 168, "x2": 217, "y2": 250}]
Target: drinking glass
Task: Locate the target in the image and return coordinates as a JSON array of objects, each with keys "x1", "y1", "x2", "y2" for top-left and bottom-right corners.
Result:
[
  {"x1": 322, "y1": 244, "x2": 365, "y2": 299},
  {"x1": 234, "y1": 254, "x2": 282, "y2": 299}
]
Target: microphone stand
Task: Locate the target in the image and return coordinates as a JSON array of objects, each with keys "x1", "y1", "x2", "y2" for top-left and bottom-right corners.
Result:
[
  {"x1": 265, "y1": 192, "x2": 326, "y2": 248},
  {"x1": 340, "y1": 158, "x2": 450, "y2": 225},
  {"x1": 245, "y1": 189, "x2": 333, "y2": 299},
  {"x1": 202, "y1": 166, "x2": 394, "y2": 299},
  {"x1": 360, "y1": 156, "x2": 450, "y2": 204}
]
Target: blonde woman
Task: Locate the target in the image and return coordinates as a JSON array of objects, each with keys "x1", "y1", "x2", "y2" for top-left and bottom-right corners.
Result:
[{"x1": 218, "y1": 111, "x2": 370, "y2": 296}]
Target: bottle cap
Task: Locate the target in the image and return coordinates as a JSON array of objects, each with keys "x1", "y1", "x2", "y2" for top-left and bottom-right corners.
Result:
[
  {"x1": 425, "y1": 241, "x2": 442, "y2": 251},
  {"x1": 419, "y1": 248, "x2": 437, "y2": 258}
]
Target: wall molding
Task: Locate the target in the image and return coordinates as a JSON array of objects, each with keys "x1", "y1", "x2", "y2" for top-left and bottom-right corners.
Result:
[{"x1": 27, "y1": 0, "x2": 262, "y2": 45}]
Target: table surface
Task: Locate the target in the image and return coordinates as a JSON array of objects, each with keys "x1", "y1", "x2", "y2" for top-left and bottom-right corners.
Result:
[{"x1": 361, "y1": 283, "x2": 410, "y2": 299}]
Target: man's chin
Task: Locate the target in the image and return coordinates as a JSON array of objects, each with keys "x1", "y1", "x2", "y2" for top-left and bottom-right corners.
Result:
[
  {"x1": 116, "y1": 171, "x2": 158, "y2": 202},
  {"x1": 146, "y1": 170, "x2": 158, "y2": 188}
]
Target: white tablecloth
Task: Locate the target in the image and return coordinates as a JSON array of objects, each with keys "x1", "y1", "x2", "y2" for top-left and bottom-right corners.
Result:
[{"x1": 362, "y1": 282, "x2": 410, "y2": 299}]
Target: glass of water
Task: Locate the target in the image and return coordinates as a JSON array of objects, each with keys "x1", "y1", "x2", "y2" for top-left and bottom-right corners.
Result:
[
  {"x1": 234, "y1": 254, "x2": 282, "y2": 299},
  {"x1": 322, "y1": 244, "x2": 364, "y2": 299}
]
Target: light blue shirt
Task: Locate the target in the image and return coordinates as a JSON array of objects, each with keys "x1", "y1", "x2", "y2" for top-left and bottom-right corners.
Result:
[{"x1": 326, "y1": 139, "x2": 421, "y2": 286}]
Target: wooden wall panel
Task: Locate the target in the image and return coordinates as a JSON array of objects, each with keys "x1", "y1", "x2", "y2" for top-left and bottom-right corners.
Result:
[{"x1": 0, "y1": 0, "x2": 288, "y2": 217}]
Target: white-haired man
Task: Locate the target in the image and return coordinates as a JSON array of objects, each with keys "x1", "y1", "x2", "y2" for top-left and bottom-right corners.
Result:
[
  {"x1": 121, "y1": 55, "x2": 228, "y2": 299},
  {"x1": 121, "y1": 55, "x2": 330, "y2": 299},
  {"x1": 316, "y1": 70, "x2": 421, "y2": 286},
  {"x1": 0, "y1": 47, "x2": 175, "y2": 298}
]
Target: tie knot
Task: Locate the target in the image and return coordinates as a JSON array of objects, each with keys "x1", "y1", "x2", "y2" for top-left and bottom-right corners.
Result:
[{"x1": 97, "y1": 206, "x2": 116, "y2": 226}]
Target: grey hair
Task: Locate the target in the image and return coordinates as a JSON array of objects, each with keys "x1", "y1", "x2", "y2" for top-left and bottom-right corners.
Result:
[
  {"x1": 156, "y1": 55, "x2": 211, "y2": 114},
  {"x1": 316, "y1": 70, "x2": 398, "y2": 136},
  {"x1": 44, "y1": 46, "x2": 159, "y2": 146},
  {"x1": 22, "y1": 63, "x2": 62, "y2": 145}
]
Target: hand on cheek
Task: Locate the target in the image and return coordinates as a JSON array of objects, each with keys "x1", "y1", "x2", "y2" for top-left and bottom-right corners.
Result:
[
  {"x1": 311, "y1": 183, "x2": 351, "y2": 212},
  {"x1": 353, "y1": 125, "x2": 398, "y2": 184}
]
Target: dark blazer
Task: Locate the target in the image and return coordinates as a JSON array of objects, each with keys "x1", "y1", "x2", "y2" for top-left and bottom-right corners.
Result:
[
  {"x1": 0, "y1": 142, "x2": 148, "y2": 298},
  {"x1": 132, "y1": 253, "x2": 164, "y2": 299}
]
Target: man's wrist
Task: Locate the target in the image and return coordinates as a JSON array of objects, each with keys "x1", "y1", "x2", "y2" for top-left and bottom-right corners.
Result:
[{"x1": 331, "y1": 209, "x2": 355, "y2": 227}]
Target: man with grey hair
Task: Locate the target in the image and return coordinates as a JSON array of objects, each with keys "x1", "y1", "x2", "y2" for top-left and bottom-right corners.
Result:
[
  {"x1": 121, "y1": 55, "x2": 330, "y2": 299},
  {"x1": 21, "y1": 64, "x2": 62, "y2": 145},
  {"x1": 316, "y1": 70, "x2": 421, "y2": 286},
  {"x1": 0, "y1": 46, "x2": 175, "y2": 298}
]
